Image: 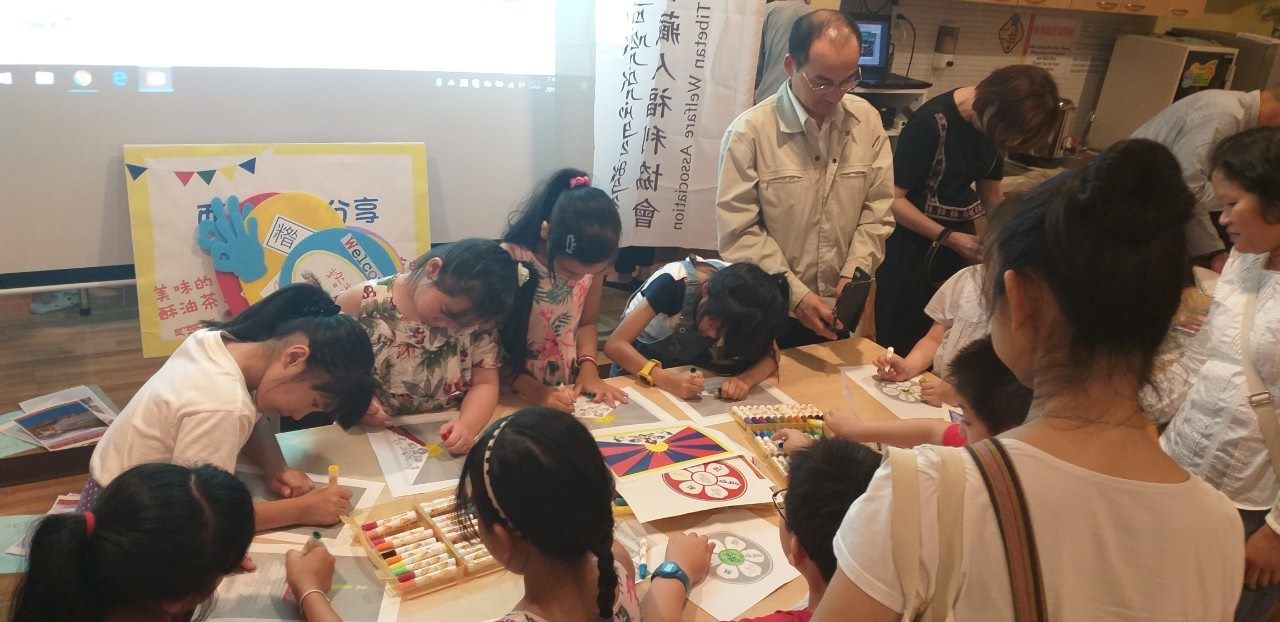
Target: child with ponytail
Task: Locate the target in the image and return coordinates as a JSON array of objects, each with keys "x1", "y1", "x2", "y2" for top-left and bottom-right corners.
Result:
[
  {"x1": 12, "y1": 463, "x2": 255, "y2": 622},
  {"x1": 455, "y1": 407, "x2": 714, "y2": 622},
  {"x1": 86, "y1": 283, "x2": 373, "y2": 531},
  {"x1": 500, "y1": 169, "x2": 628, "y2": 411},
  {"x1": 337, "y1": 238, "x2": 535, "y2": 454}
]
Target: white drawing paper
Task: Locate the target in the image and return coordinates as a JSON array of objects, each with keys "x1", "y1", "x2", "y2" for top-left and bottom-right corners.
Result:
[
  {"x1": 842, "y1": 365, "x2": 951, "y2": 420},
  {"x1": 614, "y1": 456, "x2": 775, "y2": 523},
  {"x1": 642, "y1": 508, "x2": 800, "y2": 621},
  {"x1": 234, "y1": 467, "x2": 383, "y2": 543},
  {"x1": 367, "y1": 410, "x2": 466, "y2": 497},
  {"x1": 574, "y1": 387, "x2": 676, "y2": 432},
  {"x1": 5, "y1": 493, "x2": 80, "y2": 557},
  {"x1": 207, "y1": 543, "x2": 398, "y2": 622},
  {"x1": 658, "y1": 367, "x2": 797, "y2": 426}
]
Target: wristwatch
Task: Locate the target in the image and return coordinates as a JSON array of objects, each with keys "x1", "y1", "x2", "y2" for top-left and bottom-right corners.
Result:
[
  {"x1": 637, "y1": 359, "x2": 661, "y2": 386},
  {"x1": 650, "y1": 560, "x2": 690, "y2": 592}
]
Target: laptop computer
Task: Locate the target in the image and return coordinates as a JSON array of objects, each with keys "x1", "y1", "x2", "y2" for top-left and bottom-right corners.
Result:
[{"x1": 852, "y1": 14, "x2": 933, "y2": 90}]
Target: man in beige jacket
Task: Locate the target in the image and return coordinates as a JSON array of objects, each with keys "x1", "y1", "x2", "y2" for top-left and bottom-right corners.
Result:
[{"x1": 717, "y1": 10, "x2": 895, "y2": 348}]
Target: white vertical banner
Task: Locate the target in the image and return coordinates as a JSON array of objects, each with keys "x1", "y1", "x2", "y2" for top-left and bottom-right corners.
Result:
[{"x1": 594, "y1": 0, "x2": 766, "y2": 248}]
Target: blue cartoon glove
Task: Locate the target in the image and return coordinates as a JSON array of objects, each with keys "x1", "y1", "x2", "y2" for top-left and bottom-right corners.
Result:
[{"x1": 197, "y1": 195, "x2": 267, "y2": 281}]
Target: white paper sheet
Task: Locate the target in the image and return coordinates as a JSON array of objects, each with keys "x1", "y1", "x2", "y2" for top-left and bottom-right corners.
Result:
[
  {"x1": 639, "y1": 508, "x2": 800, "y2": 621},
  {"x1": 367, "y1": 410, "x2": 466, "y2": 497},
  {"x1": 615, "y1": 456, "x2": 775, "y2": 523},
  {"x1": 657, "y1": 367, "x2": 798, "y2": 426},
  {"x1": 234, "y1": 467, "x2": 384, "y2": 544},
  {"x1": 4, "y1": 493, "x2": 80, "y2": 557},
  {"x1": 573, "y1": 387, "x2": 677, "y2": 433},
  {"x1": 207, "y1": 543, "x2": 399, "y2": 622},
  {"x1": 842, "y1": 365, "x2": 951, "y2": 420}
]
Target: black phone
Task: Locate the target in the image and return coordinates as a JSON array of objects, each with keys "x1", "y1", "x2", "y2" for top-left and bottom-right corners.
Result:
[{"x1": 833, "y1": 268, "x2": 873, "y2": 332}]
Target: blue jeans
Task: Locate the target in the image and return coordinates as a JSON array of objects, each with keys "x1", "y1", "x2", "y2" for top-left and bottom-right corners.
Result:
[{"x1": 1237, "y1": 509, "x2": 1280, "y2": 622}]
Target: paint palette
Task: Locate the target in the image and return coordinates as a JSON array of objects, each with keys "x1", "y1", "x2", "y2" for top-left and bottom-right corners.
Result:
[
  {"x1": 349, "y1": 497, "x2": 501, "y2": 599},
  {"x1": 729, "y1": 403, "x2": 828, "y2": 483}
]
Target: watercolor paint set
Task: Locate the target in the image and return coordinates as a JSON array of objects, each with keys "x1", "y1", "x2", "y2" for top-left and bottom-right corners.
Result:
[
  {"x1": 349, "y1": 496, "x2": 501, "y2": 599},
  {"x1": 729, "y1": 403, "x2": 828, "y2": 483}
]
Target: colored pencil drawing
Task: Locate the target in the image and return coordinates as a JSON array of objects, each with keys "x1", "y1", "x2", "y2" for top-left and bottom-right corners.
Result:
[
  {"x1": 843, "y1": 365, "x2": 950, "y2": 421},
  {"x1": 234, "y1": 467, "x2": 383, "y2": 543},
  {"x1": 572, "y1": 387, "x2": 677, "y2": 432},
  {"x1": 657, "y1": 367, "x2": 798, "y2": 425},
  {"x1": 368, "y1": 411, "x2": 466, "y2": 497},
  {"x1": 707, "y1": 531, "x2": 773, "y2": 584},
  {"x1": 875, "y1": 378, "x2": 925, "y2": 404},
  {"x1": 208, "y1": 544, "x2": 397, "y2": 621}
]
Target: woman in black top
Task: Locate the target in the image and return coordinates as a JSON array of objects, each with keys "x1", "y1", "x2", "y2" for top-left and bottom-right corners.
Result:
[{"x1": 875, "y1": 65, "x2": 1059, "y2": 353}]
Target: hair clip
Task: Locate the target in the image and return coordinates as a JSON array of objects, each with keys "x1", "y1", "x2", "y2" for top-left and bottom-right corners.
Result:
[
  {"x1": 569, "y1": 175, "x2": 591, "y2": 189},
  {"x1": 565, "y1": 234, "x2": 578, "y2": 255},
  {"x1": 482, "y1": 418, "x2": 514, "y2": 524},
  {"x1": 516, "y1": 263, "x2": 530, "y2": 287}
]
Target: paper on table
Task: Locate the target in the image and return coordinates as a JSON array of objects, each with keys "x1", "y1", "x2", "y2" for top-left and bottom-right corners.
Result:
[
  {"x1": 614, "y1": 455, "x2": 775, "y2": 523},
  {"x1": 842, "y1": 365, "x2": 951, "y2": 420},
  {"x1": 234, "y1": 467, "x2": 384, "y2": 543},
  {"x1": 0, "y1": 515, "x2": 41, "y2": 573},
  {"x1": 574, "y1": 387, "x2": 677, "y2": 433},
  {"x1": 593, "y1": 422, "x2": 739, "y2": 482},
  {"x1": 367, "y1": 410, "x2": 465, "y2": 497},
  {"x1": 0, "y1": 412, "x2": 40, "y2": 458},
  {"x1": 5, "y1": 493, "x2": 81, "y2": 557},
  {"x1": 20, "y1": 385, "x2": 119, "y2": 424},
  {"x1": 207, "y1": 543, "x2": 399, "y2": 622},
  {"x1": 13, "y1": 401, "x2": 109, "y2": 451},
  {"x1": 657, "y1": 367, "x2": 798, "y2": 426},
  {"x1": 642, "y1": 508, "x2": 800, "y2": 621}
]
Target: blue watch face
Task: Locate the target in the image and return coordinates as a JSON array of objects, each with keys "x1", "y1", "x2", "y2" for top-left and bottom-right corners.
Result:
[{"x1": 656, "y1": 561, "x2": 681, "y2": 576}]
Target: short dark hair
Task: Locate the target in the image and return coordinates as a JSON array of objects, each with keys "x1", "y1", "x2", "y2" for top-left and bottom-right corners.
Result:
[
  {"x1": 972, "y1": 65, "x2": 1061, "y2": 153},
  {"x1": 784, "y1": 438, "x2": 880, "y2": 581},
  {"x1": 788, "y1": 10, "x2": 861, "y2": 69},
  {"x1": 1210, "y1": 127, "x2": 1280, "y2": 225},
  {"x1": 948, "y1": 337, "x2": 1032, "y2": 435},
  {"x1": 986, "y1": 139, "x2": 1192, "y2": 388},
  {"x1": 407, "y1": 238, "x2": 532, "y2": 324},
  {"x1": 699, "y1": 262, "x2": 789, "y2": 375}
]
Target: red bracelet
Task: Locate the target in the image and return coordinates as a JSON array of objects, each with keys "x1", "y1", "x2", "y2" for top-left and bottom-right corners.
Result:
[{"x1": 576, "y1": 355, "x2": 598, "y2": 367}]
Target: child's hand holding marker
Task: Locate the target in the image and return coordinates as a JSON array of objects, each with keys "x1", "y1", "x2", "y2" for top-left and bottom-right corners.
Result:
[
  {"x1": 874, "y1": 346, "x2": 915, "y2": 382},
  {"x1": 298, "y1": 476, "x2": 353, "y2": 526},
  {"x1": 541, "y1": 383, "x2": 580, "y2": 413},
  {"x1": 438, "y1": 420, "x2": 476, "y2": 456},
  {"x1": 286, "y1": 537, "x2": 337, "y2": 619},
  {"x1": 656, "y1": 366, "x2": 705, "y2": 400}
]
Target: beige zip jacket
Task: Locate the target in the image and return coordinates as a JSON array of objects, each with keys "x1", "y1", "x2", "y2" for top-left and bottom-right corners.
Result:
[{"x1": 716, "y1": 82, "x2": 895, "y2": 310}]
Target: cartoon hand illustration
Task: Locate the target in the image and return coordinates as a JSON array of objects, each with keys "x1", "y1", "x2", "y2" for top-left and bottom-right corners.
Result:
[{"x1": 197, "y1": 195, "x2": 267, "y2": 281}]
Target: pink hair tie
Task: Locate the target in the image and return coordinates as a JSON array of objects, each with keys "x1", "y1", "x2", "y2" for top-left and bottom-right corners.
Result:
[
  {"x1": 569, "y1": 175, "x2": 591, "y2": 189},
  {"x1": 84, "y1": 511, "x2": 96, "y2": 538}
]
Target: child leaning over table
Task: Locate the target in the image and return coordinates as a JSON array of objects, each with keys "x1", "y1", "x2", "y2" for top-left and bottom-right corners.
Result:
[{"x1": 776, "y1": 337, "x2": 1031, "y2": 453}]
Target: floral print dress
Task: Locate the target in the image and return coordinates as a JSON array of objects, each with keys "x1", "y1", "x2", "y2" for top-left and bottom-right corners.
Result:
[
  {"x1": 354, "y1": 276, "x2": 502, "y2": 416},
  {"x1": 517, "y1": 247, "x2": 593, "y2": 386}
]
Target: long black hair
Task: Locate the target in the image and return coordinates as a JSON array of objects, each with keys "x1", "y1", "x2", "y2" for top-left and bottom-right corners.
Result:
[
  {"x1": 985, "y1": 138, "x2": 1191, "y2": 387},
  {"x1": 1210, "y1": 126, "x2": 1280, "y2": 224},
  {"x1": 11, "y1": 463, "x2": 255, "y2": 622},
  {"x1": 698, "y1": 262, "x2": 790, "y2": 375},
  {"x1": 500, "y1": 168, "x2": 622, "y2": 376},
  {"x1": 406, "y1": 238, "x2": 537, "y2": 325},
  {"x1": 455, "y1": 408, "x2": 618, "y2": 619},
  {"x1": 203, "y1": 283, "x2": 374, "y2": 428}
]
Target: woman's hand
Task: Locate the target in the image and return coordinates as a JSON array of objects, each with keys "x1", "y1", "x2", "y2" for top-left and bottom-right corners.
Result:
[{"x1": 945, "y1": 232, "x2": 984, "y2": 264}]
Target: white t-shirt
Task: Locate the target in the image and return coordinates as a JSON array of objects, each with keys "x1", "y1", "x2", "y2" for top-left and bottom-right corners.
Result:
[
  {"x1": 90, "y1": 329, "x2": 259, "y2": 485},
  {"x1": 834, "y1": 440, "x2": 1244, "y2": 621},
  {"x1": 923, "y1": 265, "x2": 988, "y2": 379}
]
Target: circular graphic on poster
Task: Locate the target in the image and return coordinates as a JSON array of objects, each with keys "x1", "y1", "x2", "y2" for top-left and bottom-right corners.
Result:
[
  {"x1": 278, "y1": 228, "x2": 399, "y2": 296},
  {"x1": 662, "y1": 460, "x2": 746, "y2": 501},
  {"x1": 706, "y1": 531, "x2": 771, "y2": 584}
]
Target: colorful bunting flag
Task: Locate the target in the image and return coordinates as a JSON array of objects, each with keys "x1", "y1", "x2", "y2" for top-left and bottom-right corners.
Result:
[
  {"x1": 125, "y1": 164, "x2": 148, "y2": 180},
  {"x1": 196, "y1": 170, "x2": 217, "y2": 185},
  {"x1": 174, "y1": 171, "x2": 195, "y2": 186}
]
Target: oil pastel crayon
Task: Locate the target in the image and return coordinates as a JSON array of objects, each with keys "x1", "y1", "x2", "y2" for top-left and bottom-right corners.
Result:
[
  {"x1": 396, "y1": 559, "x2": 457, "y2": 582},
  {"x1": 362, "y1": 510, "x2": 417, "y2": 533}
]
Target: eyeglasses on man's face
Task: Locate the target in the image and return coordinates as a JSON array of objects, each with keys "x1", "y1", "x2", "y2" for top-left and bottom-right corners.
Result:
[
  {"x1": 772, "y1": 488, "x2": 788, "y2": 527},
  {"x1": 798, "y1": 68, "x2": 862, "y2": 94}
]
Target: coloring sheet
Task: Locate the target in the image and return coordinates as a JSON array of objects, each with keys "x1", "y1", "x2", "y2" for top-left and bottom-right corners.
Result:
[
  {"x1": 19, "y1": 385, "x2": 120, "y2": 424},
  {"x1": 641, "y1": 508, "x2": 800, "y2": 621},
  {"x1": 367, "y1": 410, "x2": 465, "y2": 497},
  {"x1": 573, "y1": 387, "x2": 677, "y2": 432},
  {"x1": 4, "y1": 493, "x2": 79, "y2": 557},
  {"x1": 207, "y1": 543, "x2": 398, "y2": 622},
  {"x1": 658, "y1": 367, "x2": 797, "y2": 426},
  {"x1": 594, "y1": 422, "x2": 737, "y2": 482},
  {"x1": 614, "y1": 456, "x2": 775, "y2": 523},
  {"x1": 842, "y1": 365, "x2": 950, "y2": 420},
  {"x1": 234, "y1": 467, "x2": 384, "y2": 543}
]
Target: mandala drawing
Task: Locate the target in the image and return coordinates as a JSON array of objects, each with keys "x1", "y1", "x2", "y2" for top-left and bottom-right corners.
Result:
[
  {"x1": 875, "y1": 378, "x2": 924, "y2": 404},
  {"x1": 662, "y1": 460, "x2": 746, "y2": 501},
  {"x1": 707, "y1": 531, "x2": 771, "y2": 584}
]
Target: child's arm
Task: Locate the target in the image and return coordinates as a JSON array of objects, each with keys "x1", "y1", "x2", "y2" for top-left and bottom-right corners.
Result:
[
  {"x1": 440, "y1": 365, "x2": 499, "y2": 454},
  {"x1": 574, "y1": 276, "x2": 629, "y2": 406},
  {"x1": 639, "y1": 532, "x2": 714, "y2": 622},
  {"x1": 241, "y1": 416, "x2": 312, "y2": 498},
  {"x1": 286, "y1": 541, "x2": 344, "y2": 622},
  {"x1": 876, "y1": 322, "x2": 946, "y2": 381},
  {"x1": 827, "y1": 408, "x2": 951, "y2": 448},
  {"x1": 603, "y1": 298, "x2": 705, "y2": 399},
  {"x1": 334, "y1": 285, "x2": 390, "y2": 425},
  {"x1": 255, "y1": 480, "x2": 354, "y2": 532},
  {"x1": 717, "y1": 349, "x2": 779, "y2": 400},
  {"x1": 509, "y1": 370, "x2": 577, "y2": 412}
]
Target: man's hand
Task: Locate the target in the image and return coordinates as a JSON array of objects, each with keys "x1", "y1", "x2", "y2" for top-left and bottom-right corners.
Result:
[
  {"x1": 1246, "y1": 523, "x2": 1280, "y2": 590},
  {"x1": 794, "y1": 292, "x2": 839, "y2": 340}
]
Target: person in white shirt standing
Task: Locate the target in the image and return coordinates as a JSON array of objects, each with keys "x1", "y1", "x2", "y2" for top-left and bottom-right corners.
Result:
[
  {"x1": 718, "y1": 10, "x2": 894, "y2": 348},
  {"x1": 815, "y1": 139, "x2": 1244, "y2": 621},
  {"x1": 1153, "y1": 127, "x2": 1280, "y2": 622},
  {"x1": 1131, "y1": 87, "x2": 1280, "y2": 272}
]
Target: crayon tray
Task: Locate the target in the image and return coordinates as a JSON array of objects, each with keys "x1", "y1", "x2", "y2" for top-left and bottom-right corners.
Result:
[
  {"x1": 416, "y1": 497, "x2": 503, "y2": 578},
  {"x1": 729, "y1": 403, "x2": 828, "y2": 483},
  {"x1": 351, "y1": 499, "x2": 463, "y2": 599}
]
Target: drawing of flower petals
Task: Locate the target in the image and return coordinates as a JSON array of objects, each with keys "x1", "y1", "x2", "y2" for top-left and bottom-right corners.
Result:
[
  {"x1": 744, "y1": 548, "x2": 766, "y2": 564},
  {"x1": 692, "y1": 471, "x2": 718, "y2": 486},
  {"x1": 715, "y1": 564, "x2": 740, "y2": 580},
  {"x1": 705, "y1": 485, "x2": 729, "y2": 499},
  {"x1": 706, "y1": 462, "x2": 730, "y2": 477},
  {"x1": 679, "y1": 481, "x2": 703, "y2": 495},
  {"x1": 710, "y1": 539, "x2": 725, "y2": 554},
  {"x1": 667, "y1": 469, "x2": 693, "y2": 482},
  {"x1": 717, "y1": 476, "x2": 742, "y2": 489},
  {"x1": 740, "y1": 561, "x2": 763, "y2": 578},
  {"x1": 725, "y1": 535, "x2": 747, "y2": 551}
]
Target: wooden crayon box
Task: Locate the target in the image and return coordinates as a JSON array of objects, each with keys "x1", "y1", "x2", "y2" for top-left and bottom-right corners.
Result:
[{"x1": 729, "y1": 403, "x2": 829, "y2": 484}]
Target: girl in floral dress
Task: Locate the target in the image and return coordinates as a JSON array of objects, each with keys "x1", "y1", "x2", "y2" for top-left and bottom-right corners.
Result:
[
  {"x1": 500, "y1": 168, "x2": 627, "y2": 411},
  {"x1": 337, "y1": 238, "x2": 534, "y2": 454}
]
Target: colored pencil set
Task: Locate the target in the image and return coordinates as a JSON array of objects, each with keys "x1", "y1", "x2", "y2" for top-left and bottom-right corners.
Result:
[
  {"x1": 730, "y1": 403, "x2": 830, "y2": 482},
  {"x1": 353, "y1": 497, "x2": 501, "y2": 599}
]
